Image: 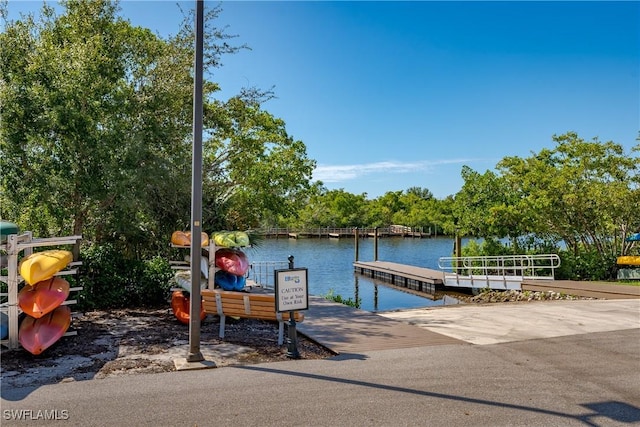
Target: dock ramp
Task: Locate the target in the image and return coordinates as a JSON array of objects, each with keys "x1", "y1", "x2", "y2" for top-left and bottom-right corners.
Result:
[{"x1": 438, "y1": 254, "x2": 561, "y2": 290}]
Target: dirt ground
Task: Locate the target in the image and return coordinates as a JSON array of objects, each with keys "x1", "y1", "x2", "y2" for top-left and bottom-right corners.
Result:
[{"x1": 0, "y1": 308, "x2": 334, "y2": 389}]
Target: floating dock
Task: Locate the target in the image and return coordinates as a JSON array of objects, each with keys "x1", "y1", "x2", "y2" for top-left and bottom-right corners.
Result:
[{"x1": 353, "y1": 261, "x2": 444, "y2": 294}]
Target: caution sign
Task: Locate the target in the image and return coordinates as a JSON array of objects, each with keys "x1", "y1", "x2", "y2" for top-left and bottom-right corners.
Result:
[{"x1": 274, "y1": 268, "x2": 309, "y2": 313}]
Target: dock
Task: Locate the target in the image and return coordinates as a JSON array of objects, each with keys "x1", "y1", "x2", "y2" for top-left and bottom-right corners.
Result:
[
  {"x1": 354, "y1": 260, "x2": 640, "y2": 300},
  {"x1": 263, "y1": 227, "x2": 433, "y2": 239},
  {"x1": 353, "y1": 261, "x2": 444, "y2": 294}
]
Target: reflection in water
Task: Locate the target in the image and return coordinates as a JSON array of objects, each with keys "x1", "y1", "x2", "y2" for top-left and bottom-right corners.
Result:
[{"x1": 374, "y1": 284, "x2": 378, "y2": 311}]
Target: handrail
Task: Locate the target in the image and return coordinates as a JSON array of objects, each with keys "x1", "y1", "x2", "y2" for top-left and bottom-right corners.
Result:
[
  {"x1": 438, "y1": 254, "x2": 561, "y2": 279},
  {"x1": 248, "y1": 261, "x2": 289, "y2": 290}
]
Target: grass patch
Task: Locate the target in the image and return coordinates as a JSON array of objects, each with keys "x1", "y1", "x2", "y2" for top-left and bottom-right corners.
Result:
[{"x1": 323, "y1": 289, "x2": 361, "y2": 308}]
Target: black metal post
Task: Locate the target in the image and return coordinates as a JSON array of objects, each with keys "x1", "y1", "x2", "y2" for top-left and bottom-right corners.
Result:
[
  {"x1": 354, "y1": 227, "x2": 359, "y2": 261},
  {"x1": 286, "y1": 255, "x2": 300, "y2": 358},
  {"x1": 374, "y1": 226, "x2": 379, "y2": 261}
]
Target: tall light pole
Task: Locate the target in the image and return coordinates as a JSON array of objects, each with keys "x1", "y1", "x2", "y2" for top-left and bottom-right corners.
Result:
[{"x1": 187, "y1": 0, "x2": 205, "y2": 363}]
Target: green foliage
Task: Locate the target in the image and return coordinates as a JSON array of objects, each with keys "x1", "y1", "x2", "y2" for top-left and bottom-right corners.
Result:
[
  {"x1": 556, "y1": 248, "x2": 617, "y2": 281},
  {"x1": 461, "y1": 238, "x2": 515, "y2": 257},
  {"x1": 78, "y1": 243, "x2": 173, "y2": 309},
  {"x1": 323, "y1": 289, "x2": 361, "y2": 308},
  {"x1": 0, "y1": 1, "x2": 314, "y2": 257},
  {"x1": 293, "y1": 188, "x2": 368, "y2": 228},
  {"x1": 497, "y1": 132, "x2": 639, "y2": 258}
]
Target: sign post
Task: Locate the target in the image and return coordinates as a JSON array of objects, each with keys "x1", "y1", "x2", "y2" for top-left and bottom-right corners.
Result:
[{"x1": 275, "y1": 265, "x2": 308, "y2": 359}]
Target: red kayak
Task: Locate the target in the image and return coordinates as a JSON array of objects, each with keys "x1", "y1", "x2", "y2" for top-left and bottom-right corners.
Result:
[
  {"x1": 19, "y1": 305, "x2": 71, "y2": 355},
  {"x1": 170, "y1": 290, "x2": 206, "y2": 325},
  {"x1": 215, "y1": 248, "x2": 249, "y2": 276},
  {"x1": 18, "y1": 277, "x2": 70, "y2": 319}
]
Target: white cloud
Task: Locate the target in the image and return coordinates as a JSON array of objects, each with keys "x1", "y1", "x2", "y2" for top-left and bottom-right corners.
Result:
[{"x1": 313, "y1": 158, "x2": 481, "y2": 183}]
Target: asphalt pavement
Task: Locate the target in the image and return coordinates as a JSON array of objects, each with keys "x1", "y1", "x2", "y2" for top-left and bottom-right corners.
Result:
[{"x1": 2, "y1": 299, "x2": 639, "y2": 426}]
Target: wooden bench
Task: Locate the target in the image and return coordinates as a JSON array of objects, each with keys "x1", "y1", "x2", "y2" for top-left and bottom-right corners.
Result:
[{"x1": 201, "y1": 289, "x2": 304, "y2": 345}]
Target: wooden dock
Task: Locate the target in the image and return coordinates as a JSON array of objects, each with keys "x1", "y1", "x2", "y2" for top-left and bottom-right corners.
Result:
[
  {"x1": 353, "y1": 261, "x2": 444, "y2": 294},
  {"x1": 263, "y1": 227, "x2": 433, "y2": 239}
]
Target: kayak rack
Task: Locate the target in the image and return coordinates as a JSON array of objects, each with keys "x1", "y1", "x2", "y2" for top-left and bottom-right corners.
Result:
[{"x1": 1, "y1": 232, "x2": 82, "y2": 350}]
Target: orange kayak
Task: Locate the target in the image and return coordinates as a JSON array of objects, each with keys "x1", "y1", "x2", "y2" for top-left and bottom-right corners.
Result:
[
  {"x1": 18, "y1": 277, "x2": 70, "y2": 319},
  {"x1": 19, "y1": 250, "x2": 73, "y2": 286},
  {"x1": 170, "y1": 290, "x2": 206, "y2": 325},
  {"x1": 171, "y1": 231, "x2": 209, "y2": 247},
  {"x1": 19, "y1": 305, "x2": 71, "y2": 355}
]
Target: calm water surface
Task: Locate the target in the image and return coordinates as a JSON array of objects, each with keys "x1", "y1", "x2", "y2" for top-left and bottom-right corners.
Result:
[{"x1": 246, "y1": 237, "x2": 472, "y2": 312}]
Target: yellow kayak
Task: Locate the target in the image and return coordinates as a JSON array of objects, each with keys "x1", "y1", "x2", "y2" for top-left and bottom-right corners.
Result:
[
  {"x1": 617, "y1": 256, "x2": 640, "y2": 266},
  {"x1": 19, "y1": 250, "x2": 73, "y2": 285}
]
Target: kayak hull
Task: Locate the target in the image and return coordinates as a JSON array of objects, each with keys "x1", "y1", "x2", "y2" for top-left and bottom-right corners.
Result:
[
  {"x1": 171, "y1": 231, "x2": 209, "y2": 247},
  {"x1": 19, "y1": 306, "x2": 71, "y2": 355},
  {"x1": 170, "y1": 290, "x2": 206, "y2": 325},
  {"x1": 212, "y1": 231, "x2": 250, "y2": 248},
  {"x1": 215, "y1": 248, "x2": 249, "y2": 276},
  {"x1": 18, "y1": 277, "x2": 70, "y2": 319},
  {"x1": 0, "y1": 312, "x2": 8, "y2": 340},
  {"x1": 214, "y1": 270, "x2": 246, "y2": 291},
  {"x1": 173, "y1": 270, "x2": 207, "y2": 294},
  {"x1": 617, "y1": 256, "x2": 640, "y2": 266},
  {"x1": 19, "y1": 250, "x2": 73, "y2": 286}
]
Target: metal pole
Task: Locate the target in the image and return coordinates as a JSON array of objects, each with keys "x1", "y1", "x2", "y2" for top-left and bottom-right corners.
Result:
[
  {"x1": 374, "y1": 226, "x2": 379, "y2": 261},
  {"x1": 187, "y1": 0, "x2": 204, "y2": 363},
  {"x1": 286, "y1": 255, "x2": 300, "y2": 358},
  {"x1": 354, "y1": 227, "x2": 359, "y2": 262}
]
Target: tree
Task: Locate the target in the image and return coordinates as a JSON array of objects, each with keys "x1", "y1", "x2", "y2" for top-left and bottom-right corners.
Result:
[
  {"x1": 365, "y1": 191, "x2": 405, "y2": 227},
  {"x1": 202, "y1": 92, "x2": 316, "y2": 231},
  {"x1": 294, "y1": 188, "x2": 367, "y2": 228},
  {"x1": 0, "y1": 1, "x2": 315, "y2": 257},
  {"x1": 405, "y1": 186, "x2": 433, "y2": 200},
  {"x1": 452, "y1": 166, "x2": 521, "y2": 240},
  {"x1": 497, "y1": 132, "x2": 640, "y2": 258}
]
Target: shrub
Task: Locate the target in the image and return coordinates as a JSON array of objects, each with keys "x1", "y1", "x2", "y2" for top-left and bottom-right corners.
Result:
[
  {"x1": 556, "y1": 248, "x2": 616, "y2": 281},
  {"x1": 78, "y1": 243, "x2": 173, "y2": 309},
  {"x1": 323, "y1": 289, "x2": 361, "y2": 308}
]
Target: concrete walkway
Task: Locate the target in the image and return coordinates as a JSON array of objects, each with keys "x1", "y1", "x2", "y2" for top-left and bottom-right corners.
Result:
[
  {"x1": 298, "y1": 296, "x2": 640, "y2": 352},
  {"x1": 297, "y1": 297, "x2": 463, "y2": 354},
  {"x1": 379, "y1": 299, "x2": 640, "y2": 345}
]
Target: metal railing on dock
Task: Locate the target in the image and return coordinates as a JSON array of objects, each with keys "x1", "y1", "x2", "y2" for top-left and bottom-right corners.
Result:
[
  {"x1": 437, "y1": 254, "x2": 561, "y2": 290},
  {"x1": 248, "y1": 260, "x2": 289, "y2": 290}
]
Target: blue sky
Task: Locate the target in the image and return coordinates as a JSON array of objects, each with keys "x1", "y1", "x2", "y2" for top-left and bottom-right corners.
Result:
[{"x1": 6, "y1": 1, "x2": 640, "y2": 199}]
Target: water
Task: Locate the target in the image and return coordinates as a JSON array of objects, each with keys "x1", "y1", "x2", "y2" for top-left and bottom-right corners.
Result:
[{"x1": 245, "y1": 237, "x2": 471, "y2": 312}]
